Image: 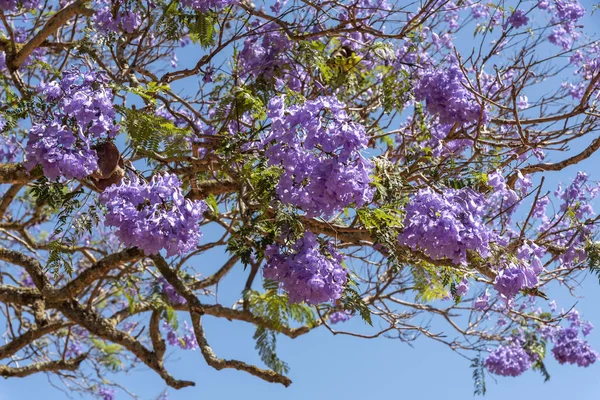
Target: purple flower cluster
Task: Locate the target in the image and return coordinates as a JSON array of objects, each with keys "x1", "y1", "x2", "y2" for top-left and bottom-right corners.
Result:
[
  {"x1": 237, "y1": 22, "x2": 305, "y2": 90},
  {"x1": 263, "y1": 232, "x2": 347, "y2": 305},
  {"x1": 414, "y1": 61, "x2": 487, "y2": 125},
  {"x1": 454, "y1": 278, "x2": 469, "y2": 296},
  {"x1": 181, "y1": 0, "x2": 236, "y2": 12},
  {"x1": 474, "y1": 289, "x2": 490, "y2": 310},
  {"x1": 0, "y1": 0, "x2": 39, "y2": 12},
  {"x1": 551, "y1": 327, "x2": 597, "y2": 367},
  {"x1": 98, "y1": 387, "x2": 116, "y2": 400},
  {"x1": 398, "y1": 187, "x2": 495, "y2": 264},
  {"x1": 329, "y1": 310, "x2": 352, "y2": 324},
  {"x1": 94, "y1": 1, "x2": 142, "y2": 34},
  {"x1": 484, "y1": 345, "x2": 532, "y2": 377},
  {"x1": 100, "y1": 173, "x2": 207, "y2": 257},
  {"x1": 506, "y1": 10, "x2": 529, "y2": 28},
  {"x1": 25, "y1": 68, "x2": 118, "y2": 180},
  {"x1": 0, "y1": 133, "x2": 19, "y2": 163},
  {"x1": 157, "y1": 277, "x2": 187, "y2": 305},
  {"x1": 547, "y1": 0, "x2": 586, "y2": 49},
  {"x1": 164, "y1": 320, "x2": 197, "y2": 350},
  {"x1": 263, "y1": 96, "x2": 374, "y2": 217}
]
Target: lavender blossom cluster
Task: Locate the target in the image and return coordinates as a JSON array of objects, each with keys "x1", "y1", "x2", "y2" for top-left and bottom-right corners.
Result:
[
  {"x1": 414, "y1": 60, "x2": 488, "y2": 125},
  {"x1": 544, "y1": 0, "x2": 586, "y2": 49},
  {"x1": 398, "y1": 187, "x2": 495, "y2": 264},
  {"x1": 181, "y1": 0, "x2": 236, "y2": 12},
  {"x1": 100, "y1": 173, "x2": 207, "y2": 257},
  {"x1": 263, "y1": 232, "x2": 348, "y2": 305},
  {"x1": 25, "y1": 68, "x2": 119, "y2": 180},
  {"x1": 551, "y1": 327, "x2": 598, "y2": 367},
  {"x1": 94, "y1": 1, "x2": 142, "y2": 34},
  {"x1": 164, "y1": 320, "x2": 197, "y2": 350},
  {"x1": 263, "y1": 96, "x2": 374, "y2": 217},
  {"x1": 0, "y1": 0, "x2": 39, "y2": 11},
  {"x1": 157, "y1": 277, "x2": 187, "y2": 305},
  {"x1": 484, "y1": 345, "x2": 532, "y2": 377}
]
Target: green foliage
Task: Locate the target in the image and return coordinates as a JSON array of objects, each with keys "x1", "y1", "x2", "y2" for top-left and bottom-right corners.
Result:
[
  {"x1": 523, "y1": 332, "x2": 550, "y2": 382},
  {"x1": 470, "y1": 355, "x2": 487, "y2": 396},
  {"x1": 380, "y1": 68, "x2": 411, "y2": 114},
  {"x1": 30, "y1": 178, "x2": 99, "y2": 276},
  {"x1": 339, "y1": 275, "x2": 372, "y2": 325},
  {"x1": 91, "y1": 338, "x2": 124, "y2": 372},
  {"x1": 586, "y1": 241, "x2": 600, "y2": 284},
  {"x1": 253, "y1": 326, "x2": 289, "y2": 375},
  {"x1": 118, "y1": 106, "x2": 190, "y2": 157},
  {"x1": 188, "y1": 13, "x2": 215, "y2": 48},
  {"x1": 445, "y1": 171, "x2": 489, "y2": 192},
  {"x1": 158, "y1": 4, "x2": 216, "y2": 48},
  {"x1": 245, "y1": 279, "x2": 316, "y2": 374},
  {"x1": 411, "y1": 263, "x2": 456, "y2": 303},
  {"x1": 246, "y1": 162, "x2": 283, "y2": 209}
]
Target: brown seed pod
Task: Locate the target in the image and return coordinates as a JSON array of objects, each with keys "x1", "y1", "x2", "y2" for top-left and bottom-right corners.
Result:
[{"x1": 91, "y1": 141, "x2": 121, "y2": 180}]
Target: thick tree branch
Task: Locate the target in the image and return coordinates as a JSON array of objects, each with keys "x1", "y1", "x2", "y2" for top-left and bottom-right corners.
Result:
[
  {"x1": 0, "y1": 355, "x2": 86, "y2": 378},
  {"x1": 0, "y1": 249, "x2": 54, "y2": 294},
  {"x1": 54, "y1": 247, "x2": 143, "y2": 301},
  {"x1": 0, "y1": 322, "x2": 69, "y2": 359},
  {"x1": 0, "y1": 164, "x2": 41, "y2": 184},
  {"x1": 7, "y1": 0, "x2": 93, "y2": 70}
]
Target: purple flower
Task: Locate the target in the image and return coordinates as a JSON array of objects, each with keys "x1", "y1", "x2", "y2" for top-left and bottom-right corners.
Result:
[
  {"x1": 507, "y1": 10, "x2": 529, "y2": 29},
  {"x1": 98, "y1": 387, "x2": 116, "y2": 400},
  {"x1": 264, "y1": 232, "x2": 347, "y2": 305},
  {"x1": 485, "y1": 345, "x2": 532, "y2": 377},
  {"x1": 0, "y1": 133, "x2": 19, "y2": 163},
  {"x1": 398, "y1": 188, "x2": 495, "y2": 264},
  {"x1": 414, "y1": 60, "x2": 488, "y2": 125},
  {"x1": 157, "y1": 277, "x2": 187, "y2": 305},
  {"x1": 455, "y1": 278, "x2": 469, "y2": 297},
  {"x1": 329, "y1": 310, "x2": 352, "y2": 324},
  {"x1": 25, "y1": 67, "x2": 118, "y2": 180},
  {"x1": 555, "y1": 0, "x2": 585, "y2": 22},
  {"x1": 474, "y1": 290, "x2": 490, "y2": 310},
  {"x1": 263, "y1": 96, "x2": 374, "y2": 217},
  {"x1": 517, "y1": 95, "x2": 529, "y2": 109},
  {"x1": 181, "y1": 0, "x2": 236, "y2": 12},
  {"x1": 493, "y1": 263, "x2": 538, "y2": 300},
  {"x1": 551, "y1": 327, "x2": 597, "y2": 367},
  {"x1": 549, "y1": 25, "x2": 575, "y2": 49},
  {"x1": 100, "y1": 173, "x2": 207, "y2": 257},
  {"x1": 582, "y1": 321, "x2": 594, "y2": 337}
]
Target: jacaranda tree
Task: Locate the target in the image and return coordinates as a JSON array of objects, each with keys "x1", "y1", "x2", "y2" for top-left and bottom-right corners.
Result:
[{"x1": 1, "y1": 0, "x2": 599, "y2": 398}]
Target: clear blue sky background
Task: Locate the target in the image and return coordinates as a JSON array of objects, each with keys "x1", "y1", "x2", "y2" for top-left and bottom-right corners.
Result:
[{"x1": 2, "y1": 1, "x2": 600, "y2": 399}]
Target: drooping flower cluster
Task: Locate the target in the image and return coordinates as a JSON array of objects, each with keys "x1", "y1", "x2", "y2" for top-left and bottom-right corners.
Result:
[
  {"x1": 551, "y1": 327, "x2": 598, "y2": 367},
  {"x1": 157, "y1": 277, "x2": 187, "y2": 305},
  {"x1": 545, "y1": 0, "x2": 586, "y2": 49},
  {"x1": 98, "y1": 387, "x2": 116, "y2": 400},
  {"x1": 100, "y1": 173, "x2": 207, "y2": 257},
  {"x1": 414, "y1": 61, "x2": 488, "y2": 125},
  {"x1": 0, "y1": 0, "x2": 39, "y2": 12},
  {"x1": 263, "y1": 96, "x2": 374, "y2": 217},
  {"x1": 484, "y1": 344, "x2": 532, "y2": 377},
  {"x1": 181, "y1": 0, "x2": 236, "y2": 12},
  {"x1": 0, "y1": 133, "x2": 19, "y2": 163},
  {"x1": 493, "y1": 259, "x2": 542, "y2": 302},
  {"x1": 25, "y1": 68, "x2": 119, "y2": 180},
  {"x1": 94, "y1": 1, "x2": 142, "y2": 34},
  {"x1": 163, "y1": 320, "x2": 197, "y2": 350},
  {"x1": 398, "y1": 187, "x2": 495, "y2": 264},
  {"x1": 263, "y1": 232, "x2": 347, "y2": 305},
  {"x1": 329, "y1": 310, "x2": 352, "y2": 324},
  {"x1": 506, "y1": 9, "x2": 529, "y2": 29}
]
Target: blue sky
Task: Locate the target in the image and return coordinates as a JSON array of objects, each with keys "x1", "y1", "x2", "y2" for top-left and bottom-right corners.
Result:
[{"x1": 3, "y1": 0, "x2": 600, "y2": 399}]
